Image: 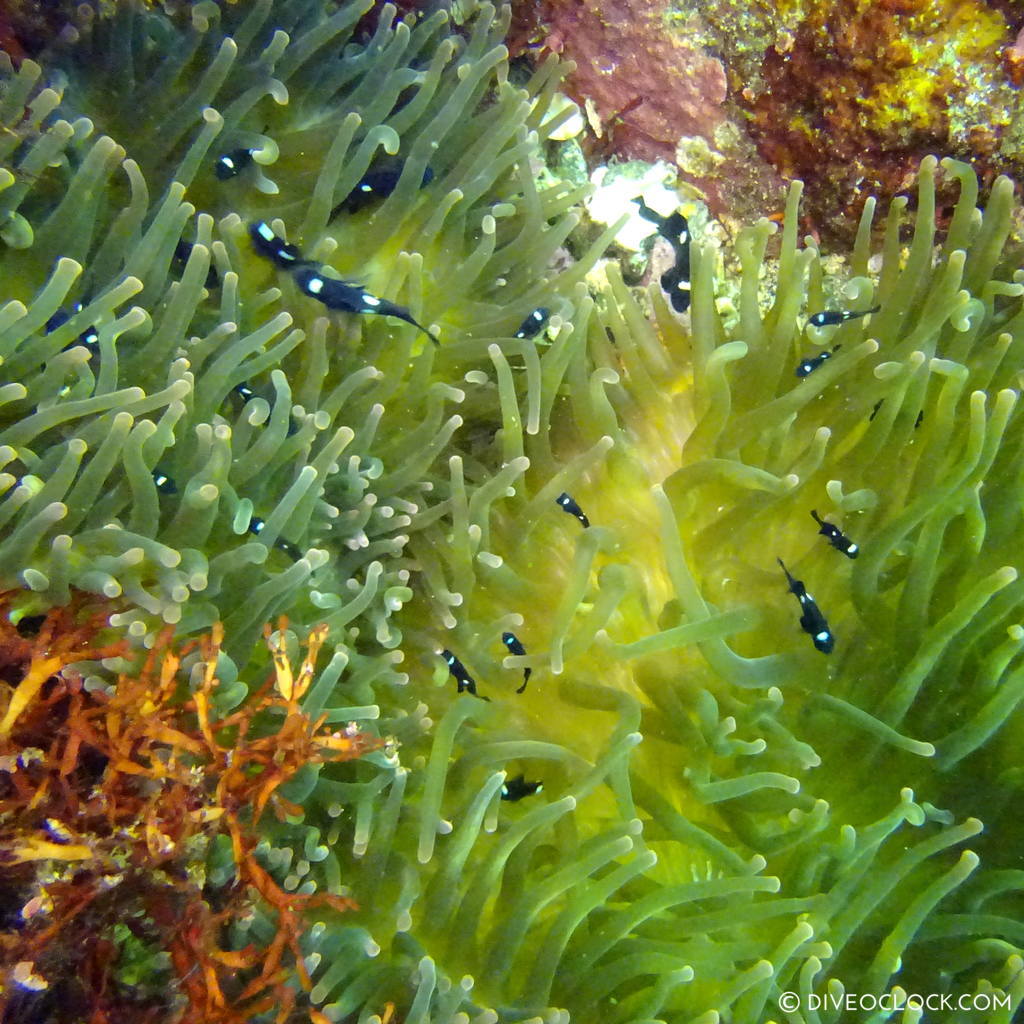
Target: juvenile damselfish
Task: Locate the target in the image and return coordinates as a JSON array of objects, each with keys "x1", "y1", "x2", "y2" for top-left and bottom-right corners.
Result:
[
  {"x1": 555, "y1": 491, "x2": 590, "y2": 528},
  {"x1": 796, "y1": 345, "x2": 839, "y2": 378},
  {"x1": 294, "y1": 267, "x2": 438, "y2": 343},
  {"x1": 173, "y1": 239, "x2": 221, "y2": 288},
  {"x1": 777, "y1": 558, "x2": 835, "y2": 654},
  {"x1": 514, "y1": 306, "x2": 550, "y2": 339},
  {"x1": 152, "y1": 469, "x2": 177, "y2": 495},
  {"x1": 249, "y1": 220, "x2": 310, "y2": 268},
  {"x1": 214, "y1": 147, "x2": 255, "y2": 180},
  {"x1": 501, "y1": 631, "x2": 531, "y2": 692},
  {"x1": 501, "y1": 774, "x2": 543, "y2": 801},
  {"x1": 247, "y1": 516, "x2": 302, "y2": 560},
  {"x1": 230, "y1": 381, "x2": 300, "y2": 436},
  {"x1": 807, "y1": 304, "x2": 880, "y2": 328},
  {"x1": 46, "y1": 303, "x2": 99, "y2": 353},
  {"x1": 440, "y1": 648, "x2": 487, "y2": 699},
  {"x1": 332, "y1": 162, "x2": 434, "y2": 216},
  {"x1": 810, "y1": 510, "x2": 859, "y2": 558},
  {"x1": 635, "y1": 199, "x2": 692, "y2": 313}
]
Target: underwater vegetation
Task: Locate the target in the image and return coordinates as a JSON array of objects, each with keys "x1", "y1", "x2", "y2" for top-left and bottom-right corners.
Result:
[
  {"x1": 0, "y1": 598, "x2": 381, "y2": 1022},
  {"x1": 3, "y1": 0, "x2": 1024, "y2": 1022},
  {"x1": 508, "y1": 0, "x2": 729, "y2": 166}
]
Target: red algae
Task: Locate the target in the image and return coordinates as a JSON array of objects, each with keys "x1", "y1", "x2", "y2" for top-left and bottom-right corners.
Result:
[
  {"x1": 0, "y1": 598, "x2": 383, "y2": 1024},
  {"x1": 514, "y1": 0, "x2": 728, "y2": 164}
]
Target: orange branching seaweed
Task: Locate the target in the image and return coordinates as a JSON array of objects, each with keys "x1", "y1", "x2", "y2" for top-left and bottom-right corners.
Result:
[
  {"x1": 0, "y1": 595, "x2": 384, "y2": 1024},
  {"x1": 0, "y1": 593, "x2": 127, "y2": 739}
]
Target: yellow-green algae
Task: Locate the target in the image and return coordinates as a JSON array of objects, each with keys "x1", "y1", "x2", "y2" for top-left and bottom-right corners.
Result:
[{"x1": 2, "y1": 1, "x2": 1024, "y2": 1021}]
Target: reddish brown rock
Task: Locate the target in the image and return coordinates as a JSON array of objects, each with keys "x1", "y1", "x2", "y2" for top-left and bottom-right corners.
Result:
[{"x1": 537, "y1": 0, "x2": 728, "y2": 166}]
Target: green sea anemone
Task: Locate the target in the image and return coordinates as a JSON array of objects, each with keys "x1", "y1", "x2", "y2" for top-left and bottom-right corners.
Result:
[{"x1": 3, "y1": 1, "x2": 1024, "y2": 1021}]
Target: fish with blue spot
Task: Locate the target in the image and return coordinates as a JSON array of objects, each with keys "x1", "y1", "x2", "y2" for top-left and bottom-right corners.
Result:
[
  {"x1": 796, "y1": 345, "x2": 840, "y2": 378},
  {"x1": 777, "y1": 557, "x2": 834, "y2": 654},
  {"x1": 807, "y1": 304, "x2": 880, "y2": 328},
  {"x1": 440, "y1": 648, "x2": 489, "y2": 700},
  {"x1": 249, "y1": 221, "x2": 310, "y2": 268},
  {"x1": 810, "y1": 510, "x2": 859, "y2": 559},
  {"x1": 294, "y1": 266, "x2": 438, "y2": 343},
  {"x1": 555, "y1": 491, "x2": 589, "y2": 528},
  {"x1": 214, "y1": 147, "x2": 255, "y2": 180},
  {"x1": 152, "y1": 469, "x2": 177, "y2": 495},
  {"x1": 501, "y1": 774, "x2": 543, "y2": 801},
  {"x1": 46, "y1": 302, "x2": 99, "y2": 354},
  {"x1": 173, "y1": 239, "x2": 220, "y2": 288},
  {"x1": 501, "y1": 631, "x2": 531, "y2": 692},
  {"x1": 230, "y1": 380, "x2": 300, "y2": 436},
  {"x1": 515, "y1": 307, "x2": 550, "y2": 339},
  {"x1": 635, "y1": 199, "x2": 692, "y2": 313},
  {"x1": 247, "y1": 515, "x2": 303, "y2": 560},
  {"x1": 332, "y1": 161, "x2": 434, "y2": 216}
]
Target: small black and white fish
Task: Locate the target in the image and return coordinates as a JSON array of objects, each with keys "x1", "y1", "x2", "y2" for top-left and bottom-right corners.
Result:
[
  {"x1": 233, "y1": 382, "x2": 257, "y2": 404},
  {"x1": 807, "y1": 304, "x2": 880, "y2": 329},
  {"x1": 501, "y1": 631, "x2": 531, "y2": 693},
  {"x1": 440, "y1": 648, "x2": 488, "y2": 699},
  {"x1": 501, "y1": 774, "x2": 543, "y2": 801},
  {"x1": 249, "y1": 221, "x2": 310, "y2": 268},
  {"x1": 274, "y1": 537, "x2": 303, "y2": 560},
  {"x1": 214, "y1": 147, "x2": 255, "y2": 181},
  {"x1": 76, "y1": 323, "x2": 100, "y2": 351},
  {"x1": 777, "y1": 558, "x2": 834, "y2": 654},
  {"x1": 45, "y1": 305, "x2": 77, "y2": 333},
  {"x1": 636, "y1": 200, "x2": 689, "y2": 248},
  {"x1": 810, "y1": 510, "x2": 858, "y2": 559},
  {"x1": 247, "y1": 515, "x2": 302, "y2": 560},
  {"x1": 230, "y1": 381, "x2": 300, "y2": 437},
  {"x1": 152, "y1": 469, "x2": 177, "y2": 495},
  {"x1": 514, "y1": 306, "x2": 550, "y2": 339},
  {"x1": 293, "y1": 266, "x2": 438, "y2": 343},
  {"x1": 46, "y1": 302, "x2": 100, "y2": 353},
  {"x1": 173, "y1": 239, "x2": 220, "y2": 289},
  {"x1": 635, "y1": 199, "x2": 691, "y2": 313},
  {"x1": 796, "y1": 345, "x2": 840, "y2": 378},
  {"x1": 659, "y1": 264, "x2": 692, "y2": 313},
  {"x1": 555, "y1": 491, "x2": 590, "y2": 528},
  {"x1": 332, "y1": 163, "x2": 434, "y2": 216}
]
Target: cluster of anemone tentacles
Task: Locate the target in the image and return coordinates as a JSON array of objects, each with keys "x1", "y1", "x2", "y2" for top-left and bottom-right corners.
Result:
[{"x1": 2, "y1": 0, "x2": 1024, "y2": 1021}]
